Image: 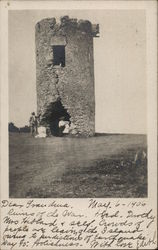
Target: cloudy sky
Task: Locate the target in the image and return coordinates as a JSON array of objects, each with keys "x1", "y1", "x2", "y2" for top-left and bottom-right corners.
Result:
[{"x1": 9, "y1": 9, "x2": 146, "y2": 134}]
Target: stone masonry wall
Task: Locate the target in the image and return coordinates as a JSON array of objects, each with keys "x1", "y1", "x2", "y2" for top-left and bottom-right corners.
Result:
[{"x1": 35, "y1": 16, "x2": 99, "y2": 136}]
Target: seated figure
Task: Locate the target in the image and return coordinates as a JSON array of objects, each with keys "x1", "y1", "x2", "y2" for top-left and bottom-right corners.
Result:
[{"x1": 35, "y1": 126, "x2": 47, "y2": 138}]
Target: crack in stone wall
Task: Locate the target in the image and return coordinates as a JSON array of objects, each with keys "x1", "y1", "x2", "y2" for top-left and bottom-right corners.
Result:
[{"x1": 35, "y1": 16, "x2": 99, "y2": 136}]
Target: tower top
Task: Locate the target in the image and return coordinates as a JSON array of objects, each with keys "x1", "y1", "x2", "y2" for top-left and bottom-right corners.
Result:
[{"x1": 36, "y1": 15, "x2": 99, "y2": 37}]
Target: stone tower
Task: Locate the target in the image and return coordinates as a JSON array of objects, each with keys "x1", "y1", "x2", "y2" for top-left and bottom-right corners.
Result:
[{"x1": 35, "y1": 16, "x2": 99, "y2": 136}]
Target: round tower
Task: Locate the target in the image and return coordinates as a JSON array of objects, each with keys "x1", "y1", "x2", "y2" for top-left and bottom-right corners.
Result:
[{"x1": 35, "y1": 16, "x2": 99, "y2": 136}]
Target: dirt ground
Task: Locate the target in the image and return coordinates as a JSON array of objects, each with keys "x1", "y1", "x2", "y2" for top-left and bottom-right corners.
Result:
[{"x1": 9, "y1": 133, "x2": 147, "y2": 198}]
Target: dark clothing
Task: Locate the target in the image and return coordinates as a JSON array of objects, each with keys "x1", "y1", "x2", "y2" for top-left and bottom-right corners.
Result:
[
  {"x1": 29, "y1": 115, "x2": 35, "y2": 136},
  {"x1": 59, "y1": 126, "x2": 65, "y2": 136},
  {"x1": 34, "y1": 117, "x2": 38, "y2": 135}
]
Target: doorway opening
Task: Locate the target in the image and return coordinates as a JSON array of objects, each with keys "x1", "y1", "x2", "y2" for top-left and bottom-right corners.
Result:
[{"x1": 43, "y1": 99, "x2": 71, "y2": 136}]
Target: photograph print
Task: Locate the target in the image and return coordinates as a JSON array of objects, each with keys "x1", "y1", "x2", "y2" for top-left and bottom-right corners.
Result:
[{"x1": 9, "y1": 9, "x2": 147, "y2": 198}]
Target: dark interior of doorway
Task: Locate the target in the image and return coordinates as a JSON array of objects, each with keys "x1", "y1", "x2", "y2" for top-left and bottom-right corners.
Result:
[{"x1": 44, "y1": 99, "x2": 71, "y2": 136}]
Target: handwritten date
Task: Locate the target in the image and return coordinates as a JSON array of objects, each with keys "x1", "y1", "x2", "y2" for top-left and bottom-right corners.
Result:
[{"x1": 1, "y1": 199, "x2": 157, "y2": 250}]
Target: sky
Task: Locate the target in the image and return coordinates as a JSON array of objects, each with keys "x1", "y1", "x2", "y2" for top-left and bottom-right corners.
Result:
[{"x1": 9, "y1": 9, "x2": 146, "y2": 134}]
